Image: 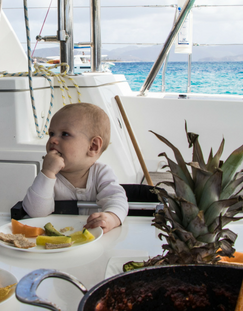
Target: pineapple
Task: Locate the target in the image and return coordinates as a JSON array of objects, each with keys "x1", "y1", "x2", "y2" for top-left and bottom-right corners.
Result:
[{"x1": 124, "y1": 122, "x2": 243, "y2": 271}]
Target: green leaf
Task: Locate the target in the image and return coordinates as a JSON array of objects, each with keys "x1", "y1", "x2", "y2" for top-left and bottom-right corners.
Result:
[
  {"x1": 151, "y1": 187, "x2": 182, "y2": 220},
  {"x1": 187, "y1": 211, "x2": 208, "y2": 238},
  {"x1": 204, "y1": 197, "x2": 239, "y2": 227},
  {"x1": 150, "y1": 130, "x2": 194, "y2": 189},
  {"x1": 207, "y1": 148, "x2": 213, "y2": 166},
  {"x1": 206, "y1": 138, "x2": 225, "y2": 172},
  {"x1": 187, "y1": 162, "x2": 212, "y2": 203},
  {"x1": 191, "y1": 139, "x2": 206, "y2": 170},
  {"x1": 209, "y1": 210, "x2": 243, "y2": 232},
  {"x1": 198, "y1": 169, "x2": 222, "y2": 213},
  {"x1": 160, "y1": 152, "x2": 191, "y2": 186},
  {"x1": 173, "y1": 175, "x2": 197, "y2": 206},
  {"x1": 221, "y1": 144, "x2": 243, "y2": 190},
  {"x1": 220, "y1": 175, "x2": 243, "y2": 200},
  {"x1": 166, "y1": 199, "x2": 182, "y2": 223},
  {"x1": 185, "y1": 121, "x2": 199, "y2": 148},
  {"x1": 180, "y1": 199, "x2": 200, "y2": 228},
  {"x1": 226, "y1": 198, "x2": 243, "y2": 212},
  {"x1": 196, "y1": 232, "x2": 217, "y2": 243},
  {"x1": 185, "y1": 121, "x2": 206, "y2": 174}
]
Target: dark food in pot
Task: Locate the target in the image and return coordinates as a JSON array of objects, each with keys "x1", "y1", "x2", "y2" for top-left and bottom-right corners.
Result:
[
  {"x1": 83, "y1": 265, "x2": 243, "y2": 311},
  {"x1": 94, "y1": 277, "x2": 237, "y2": 311}
]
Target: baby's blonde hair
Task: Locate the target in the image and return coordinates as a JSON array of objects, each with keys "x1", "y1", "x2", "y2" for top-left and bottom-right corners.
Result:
[{"x1": 58, "y1": 103, "x2": 110, "y2": 152}]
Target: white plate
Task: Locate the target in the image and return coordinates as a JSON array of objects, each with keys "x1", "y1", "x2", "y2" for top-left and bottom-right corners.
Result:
[
  {"x1": 105, "y1": 256, "x2": 149, "y2": 279},
  {"x1": 0, "y1": 215, "x2": 103, "y2": 253}
]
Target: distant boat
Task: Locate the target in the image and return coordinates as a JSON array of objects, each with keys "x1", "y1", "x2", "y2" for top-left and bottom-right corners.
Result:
[{"x1": 39, "y1": 54, "x2": 115, "y2": 73}]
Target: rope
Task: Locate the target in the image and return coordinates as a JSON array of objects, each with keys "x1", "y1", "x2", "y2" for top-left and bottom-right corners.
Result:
[
  {"x1": 34, "y1": 63, "x2": 82, "y2": 104},
  {"x1": 24, "y1": 0, "x2": 44, "y2": 137},
  {"x1": 31, "y1": 0, "x2": 53, "y2": 58},
  {"x1": 0, "y1": 63, "x2": 82, "y2": 136},
  {"x1": 19, "y1": 0, "x2": 81, "y2": 138}
]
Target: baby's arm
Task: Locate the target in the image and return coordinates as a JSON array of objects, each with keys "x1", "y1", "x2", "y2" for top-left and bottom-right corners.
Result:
[
  {"x1": 84, "y1": 164, "x2": 128, "y2": 233},
  {"x1": 85, "y1": 212, "x2": 121, "y2": 234},
  {"x1": 22, "y1": 172, "x2": 56, "y2": 217},
  {"x1": 23, "y1": 150, "x2": 65, "y2": 217}
]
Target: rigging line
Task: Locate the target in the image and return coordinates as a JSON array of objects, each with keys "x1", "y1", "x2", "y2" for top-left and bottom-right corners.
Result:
[
  {"x1": 100, "y1": 43, "x2": 243, "y2": 46},
  {"x1": 31, "y1": 0, "x2": 53, "y2": 58},
  {"x1": 20, "y1": 42, "x2": 243, "y2": 46},
  {"x1": 3, "y1": 4, "x2": 243, "y2": 9},
  {"x1": 2, "y1": 5, "x2": 174, "y2": 9},
  {"x1": 194, "y1": 43, "x2": 243, "y2": 46},
  {"x1": 194, "y1": 5, "x2": 243, "y2": 8}
]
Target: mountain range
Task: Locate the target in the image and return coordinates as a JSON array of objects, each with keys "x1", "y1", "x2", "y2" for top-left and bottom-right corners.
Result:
[{"x1": 33, "y1": 45, "x2": 243, "y2": 62}]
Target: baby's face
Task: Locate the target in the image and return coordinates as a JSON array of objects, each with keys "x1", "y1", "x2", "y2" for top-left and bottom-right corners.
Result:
[{"x1": 46, "y1": 110, "x2": 92, "y2": 172}]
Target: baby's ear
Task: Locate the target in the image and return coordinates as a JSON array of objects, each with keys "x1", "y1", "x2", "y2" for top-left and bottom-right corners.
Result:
[{"x1": 88, "y1": 136, "x2": 103, "y2": 156}]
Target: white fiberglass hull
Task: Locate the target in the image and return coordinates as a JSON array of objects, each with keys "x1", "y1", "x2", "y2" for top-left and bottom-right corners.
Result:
[{"x1": 0, "y1": 71, "x2": 242, "y2": 212}]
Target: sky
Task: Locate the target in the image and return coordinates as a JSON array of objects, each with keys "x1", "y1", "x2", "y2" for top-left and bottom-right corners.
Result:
[{"x1": 2, "y1": 0, "x2": 243, "y2": 53}]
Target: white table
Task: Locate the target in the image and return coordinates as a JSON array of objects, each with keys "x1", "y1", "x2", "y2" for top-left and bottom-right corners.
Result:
[
  {"x1": 0, "y1": 214, "x2": 163, "y2": 311},
  {"x1": 0, "y1": 213, "x2": 243, "y2": 311}
]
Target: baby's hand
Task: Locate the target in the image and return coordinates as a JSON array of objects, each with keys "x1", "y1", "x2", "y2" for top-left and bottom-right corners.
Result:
[
  {"x1": 84, "y1": 212, "x2": 121, "y2": 234},
  {"x1": 42, "y1": 150, "x2": 65, "y2": 179}
]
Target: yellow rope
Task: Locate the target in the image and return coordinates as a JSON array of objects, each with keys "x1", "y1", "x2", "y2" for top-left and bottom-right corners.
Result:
[
  {"x1": 0, "y1": 62, "x2": 82, "y2": 138},
  {"x1": 34, "y1": 62, "x2": 82, "y2": 105}
]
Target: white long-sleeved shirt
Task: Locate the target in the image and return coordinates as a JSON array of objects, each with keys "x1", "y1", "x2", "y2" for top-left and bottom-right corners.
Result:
[{"x1": 23, "y1": 162, "x2": 128, "y2": 223}]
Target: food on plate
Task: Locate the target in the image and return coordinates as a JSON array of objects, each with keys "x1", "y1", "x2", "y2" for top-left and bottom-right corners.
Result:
[
  {"x1": 0, "y1": 220, "x2": 97, "y2": 250},
  {"x1": 0, "y1": 232, "x2": 23, "y2": 243},
  {"x1": 0, "y1": 283, "x2": 17, "y2": 302},
  {"x1": 0, "y1": 232, "x2": 35, "y2": 248},
  {"x1": 13, "y1": 237, "x2": 36, "y2": 249},
  {"x1": 60, "y1": 226, "x2": 74, "y2": 233},
  {"x1": 70, "y1": 228, "x2": 95, "y2": 244},
  {"x1": 82, "y1": 228, "x2": 95, "y2": 241},
  {"x1": 36, "y1": 235, "x2": 72, "y2": 246},
  {"x1": 11, "y1": 219, "x2": 45, "y2": 237},
  {"x1": 44, "y1": 222, "x2": 65, "y2": 236},
  {"x1": 37, "y1": 227, "x2": 95, "y2": 248},
  {"x1": 45, "y1": 242, "x2": 73, "y2": 249}
]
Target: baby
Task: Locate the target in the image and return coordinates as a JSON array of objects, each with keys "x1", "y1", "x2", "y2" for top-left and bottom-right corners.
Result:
[{"x1": 23, "y1": 103, "x2": 128, "y2": 233}]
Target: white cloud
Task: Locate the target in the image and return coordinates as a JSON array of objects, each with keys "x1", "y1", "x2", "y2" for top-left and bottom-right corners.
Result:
[{"x1": 2, "y1": 0, "x2": 243, "y2": 52}]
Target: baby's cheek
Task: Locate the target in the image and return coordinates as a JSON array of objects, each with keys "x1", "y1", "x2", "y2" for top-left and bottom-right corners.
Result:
[{"x1": 46, "y1": 141, "x2": 50, "y2": 152}]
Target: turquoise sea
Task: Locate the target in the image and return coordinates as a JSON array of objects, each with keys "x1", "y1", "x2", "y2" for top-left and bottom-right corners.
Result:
[{"x1": 110, "y1": 62, "x2": 243, "y2": 95}]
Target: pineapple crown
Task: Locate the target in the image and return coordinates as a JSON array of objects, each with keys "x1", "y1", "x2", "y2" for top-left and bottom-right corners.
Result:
[{"x1": 151, "y1": 121, "x2": 243, "y2": 264}]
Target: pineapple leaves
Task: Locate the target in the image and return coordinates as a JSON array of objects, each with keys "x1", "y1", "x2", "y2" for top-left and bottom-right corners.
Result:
[
  {"x1": 206, "y1": 138, "x2": 225, "y2": 172},
  {"x1": 173, "y1": 175, "x2": 197, "y2": 206},
  {"x1": 221, "y1": 144, "x2": 243, "y2": 190},
  {"x1": 159, "y1": 152, "x2": 191, "y2": 187},
  {"x1": 187, "y1": 163, "x2": 212, "y2": 203},
  {"x1": 204, "y1": 197, "x2": 240, "y2": 227},
  {"x1": 145, "y1": 123, "x2": 243, "y2": 267},
  {"x1": 180, "y1": 200, "x2": 199, "y2": 228},
  {"x1": 185, "y1": 122, "x2": 206, "y2": 171},
  {"x1": 151, "y1": 187, "x2": 182, "y2": 220},
  {"x1": 187, "y1": 211, "x2": 208, "y2": 238},
  {"x1": 218, "y1": 240, "x2": 235, "y2": 257},
  {"x1": 150, "y1": 130, "x2": 194, "y2": 189},
  {"x1": 220, "y1": 175, "x2": 243, "y2": 200},
  {"x1": 198, "y1": 169, "x2": 222, "y2": 213},
  {"x1": 217, "y1": 228, "x2": 238, "y2": 244}
]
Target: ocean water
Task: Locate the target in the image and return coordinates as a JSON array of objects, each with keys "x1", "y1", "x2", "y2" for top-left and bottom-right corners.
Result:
[{"x1": 110, "y1": 62, "x2": 243, "y2": 95}]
